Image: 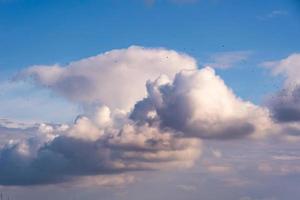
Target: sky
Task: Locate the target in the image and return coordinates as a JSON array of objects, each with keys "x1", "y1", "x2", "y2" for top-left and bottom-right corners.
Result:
[{"x1": 0, "y1": 0, "x2": 300, "y2": 199}]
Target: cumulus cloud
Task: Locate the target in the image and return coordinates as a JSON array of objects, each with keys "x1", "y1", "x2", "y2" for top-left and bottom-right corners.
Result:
[
  {"x1": 0, "y1": 106, "x2": 201, "y2": 186},
  {"x1": 131, "y1": 67, "x2": 272, "y2": 139},
  {"x1": 264, "y1": 54, "x2": 300, "y2": 125},
  {"x1": 18, "y1": 46, "x2": 196, "y2": 111},
  {"x1": 0, "y1": 118, "x2": 41, "y2": 148},
  {"x1": 0, "y1": 64, "x2": 271, "y2": 186},
  {"x1": 0, "y1": 46, "x2": 279, "y2": 187},
  {"x1": 268, "y1": 87, "x2": 300, "y2": 123},
  {"x1": 263, "y1": 53, "x2": 300, "y2": 87},
  {"x1": 261, "y1": 53, "x2": 300, "y2": 144}
]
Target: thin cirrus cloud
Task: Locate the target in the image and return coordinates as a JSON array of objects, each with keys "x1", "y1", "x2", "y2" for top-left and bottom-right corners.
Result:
[
  {"x1": 258, "y1": 10, "x2": 288, "y2": 20},
  {"x1": 204, "y1": 51, "x2": 252, "y2": 69},
  {"x1": 0, "y1": 46, "x2": 278, "y2": 186}
]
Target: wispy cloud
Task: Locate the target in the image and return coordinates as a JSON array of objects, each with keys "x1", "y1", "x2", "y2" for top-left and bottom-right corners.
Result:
[
  {"x1": 258, "y1": 10, "x2": 288, "y2": 20},
  {"x1": 204, "y1": 51, "x2": 252, "y2": 69}
]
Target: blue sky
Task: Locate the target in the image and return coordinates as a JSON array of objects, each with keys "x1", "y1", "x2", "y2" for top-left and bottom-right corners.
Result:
[
  {"x1": 0, "y1": 0, "x2": 299, "y2": 71},
  {"x1": 1, "y1": 0, "x2": 299, "y2": 122},
  {"x1": 0, "y1": 0, "x2": 300, "y2": 200}
]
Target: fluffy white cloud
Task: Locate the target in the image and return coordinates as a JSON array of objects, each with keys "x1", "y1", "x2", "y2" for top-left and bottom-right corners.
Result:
[
  {"x1": 0, "y1": 104, "x2": 201, "y2": 186},
  {"x1": 19, "y1": 46, "x2": 197, "y2": 111},
  {"x1": 263, "y1": 53, "x2": 300, "y2": 87},
  {"x1": 1, "y1": 66, "x2": 272, "y2": 186},
  {"x1": 0, "y1": 46, "x2": 282, "y2": 187},
  {"x1": 131, "y1": 67, "x2": 273, "y2": 139}
]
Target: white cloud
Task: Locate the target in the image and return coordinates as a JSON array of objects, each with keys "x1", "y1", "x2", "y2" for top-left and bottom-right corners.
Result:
[
  {"x1": 263, "y1": 53, "x2": 300, "y2": 87},
  {"x1": 0, "y1": 46, "x2": 285, "y2": 187},
  {"x1": 0, "y1": 104, "x2": 202, "y2": 186},
  {"x1": 19, "y1": 46, "x2": 197, "y2": 111},
  {"x1": 131, "y1": 67, "x2": 273, "y2": 139}
]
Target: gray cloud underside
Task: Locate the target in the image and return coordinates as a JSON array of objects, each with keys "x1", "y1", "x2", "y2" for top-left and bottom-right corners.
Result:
[
  {"x1": 269, "y1": 86, "x2": 300, "y2": 123},
  {"x1": 131, "y1": 68, "x2": 272, "y2": 139},
  {"x1": 2, "y1": 47, "x2": 300, "y2": 187},
  {"x1": 0, "y1": 118, "x2": 200, "y2": 185},
  {"x1": 264, "y1": 53, "x2": 300, "y2": 139}
]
